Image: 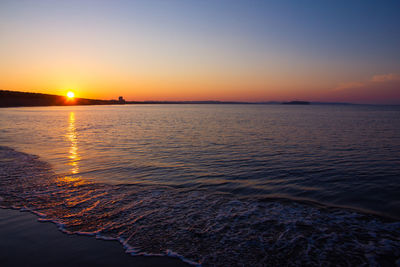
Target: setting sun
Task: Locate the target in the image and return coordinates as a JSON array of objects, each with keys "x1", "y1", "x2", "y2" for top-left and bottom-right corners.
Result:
[{"x1": 67, "y1": 92, "x2": 75, "y2": 99}]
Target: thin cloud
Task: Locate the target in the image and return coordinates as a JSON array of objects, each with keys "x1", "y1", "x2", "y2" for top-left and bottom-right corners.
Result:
[
  {"x1": 335, "y1": 82, "x2": 364, "y2": 91},
  {"x1": 335, "y1": 73, "x2": 400, "y2": 91},
  {"x1": 371, "y1": 73, "x2": 400, "y2": 82},
  {"x1": 328, "y1": 73, "x2": 400, "y2": 104}
]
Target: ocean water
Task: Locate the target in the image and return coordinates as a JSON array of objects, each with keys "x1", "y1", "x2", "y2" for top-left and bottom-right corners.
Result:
[{"x1": 0, "y1": 104, "x2": 399, "y2": 266}]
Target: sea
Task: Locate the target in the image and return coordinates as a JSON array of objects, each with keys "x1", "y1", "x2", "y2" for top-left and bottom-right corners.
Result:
[{"x1": 0, "y1": 104, "x2": 399, "y2": 266}]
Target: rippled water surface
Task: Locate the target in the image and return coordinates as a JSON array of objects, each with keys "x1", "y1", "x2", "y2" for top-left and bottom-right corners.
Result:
[{"x1": 1, "y1": 104, "x2": 400, "y2": 265}]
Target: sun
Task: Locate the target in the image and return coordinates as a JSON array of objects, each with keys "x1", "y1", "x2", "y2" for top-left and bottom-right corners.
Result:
[{"x1": 67, "y1": 91, "x2": 75, "y2": 99}]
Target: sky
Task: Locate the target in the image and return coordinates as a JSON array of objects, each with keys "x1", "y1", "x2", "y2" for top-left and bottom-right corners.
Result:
[{"x1": 0, "y1": 0, "x2": 399, "y2": 104}]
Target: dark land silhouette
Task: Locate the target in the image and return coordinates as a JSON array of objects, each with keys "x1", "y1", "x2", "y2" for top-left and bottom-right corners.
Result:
[
  {"x1": 0, "y1": 90, "x2": 256, "y2": 107},
  {"x1": 1, "y1": 90, "x2": 354, "y2": 108},
  {"x1": 0, "y1": 90, "x2": 126, "y2": 107}
]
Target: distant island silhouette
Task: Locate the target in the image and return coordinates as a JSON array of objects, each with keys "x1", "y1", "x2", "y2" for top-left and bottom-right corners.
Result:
[
  {"x1": 0, "y1": 90, "x2": 351, "y2": 107},
  {"x1": 282, "y1": 101, "x2": 310, "y2": 105}
]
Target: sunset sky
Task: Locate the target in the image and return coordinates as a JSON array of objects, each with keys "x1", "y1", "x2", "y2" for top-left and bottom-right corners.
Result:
[{"x1": 1, "y1": 0, "x2": 399, "y2": 104}]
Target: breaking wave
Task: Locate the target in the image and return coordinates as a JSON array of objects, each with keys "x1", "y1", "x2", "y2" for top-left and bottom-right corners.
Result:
[{"x1": 1, "y1": 146, "x2": 399, "y2": 266}]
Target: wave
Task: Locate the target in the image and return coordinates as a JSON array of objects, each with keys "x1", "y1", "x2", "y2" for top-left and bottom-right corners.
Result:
[{"x1": 0, "y1": 146, "x2": 399, "y2": 266}]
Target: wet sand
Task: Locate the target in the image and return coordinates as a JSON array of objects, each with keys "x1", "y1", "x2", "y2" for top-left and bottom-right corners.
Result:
[{"x1": 0, "y1": 208, "x2": 190, "y2": 267}]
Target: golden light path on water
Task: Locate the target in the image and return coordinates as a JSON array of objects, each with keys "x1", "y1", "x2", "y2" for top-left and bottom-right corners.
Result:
[
  {"x1": 62, "y1": 111, "x2": 83, "y2": 184},
  {"x1": 57, "y1": 112, "x2": 90, "y2": 206}
]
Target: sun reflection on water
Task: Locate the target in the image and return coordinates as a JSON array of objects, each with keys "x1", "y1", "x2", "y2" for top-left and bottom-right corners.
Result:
[
  {"x1": 66, "y1": 112, "x2": 81, "y2": 178},
  {"x1": 57, "y1": 112, "x2": 88, "y2": 186}
]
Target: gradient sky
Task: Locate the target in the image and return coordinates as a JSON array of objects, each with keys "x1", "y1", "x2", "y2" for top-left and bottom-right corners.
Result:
[{"x1": 1, "y1": 0, "x2": 399, "y2": 104}]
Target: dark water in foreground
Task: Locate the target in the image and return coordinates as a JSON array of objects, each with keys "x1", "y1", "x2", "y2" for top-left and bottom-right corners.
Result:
[{"x1": 0, "y1": 104, "x2": 399, "y2": 265}]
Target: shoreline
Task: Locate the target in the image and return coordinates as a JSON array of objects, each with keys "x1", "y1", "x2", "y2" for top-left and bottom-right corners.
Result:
[{"x1": 0, "y1": 208, "x2": 190, "y2": 267}]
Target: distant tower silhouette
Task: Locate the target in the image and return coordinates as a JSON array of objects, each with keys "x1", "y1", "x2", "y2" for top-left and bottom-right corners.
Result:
[{"x1": 118, "y1": 96, "x2": 126, "y2": 103}]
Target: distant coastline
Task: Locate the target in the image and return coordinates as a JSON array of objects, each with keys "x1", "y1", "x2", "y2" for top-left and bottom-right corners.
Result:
[{"x1": 0, "y1": 90, "x2": 352, "y2": 107}]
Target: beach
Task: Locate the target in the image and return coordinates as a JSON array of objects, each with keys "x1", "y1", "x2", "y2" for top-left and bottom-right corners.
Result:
[{"x1": 0, "y1": 208, "x2": 189, "y2": 267}]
